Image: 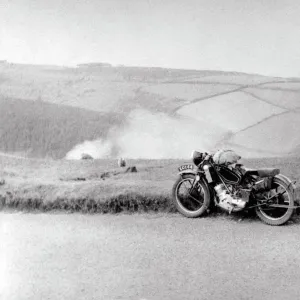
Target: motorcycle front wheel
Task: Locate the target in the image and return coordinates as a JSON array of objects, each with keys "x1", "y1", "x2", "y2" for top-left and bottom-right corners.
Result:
[
  {"x1": 172, "y1": 174, "x2": 210, "y2": 218},
  {"x1": 255, "y1": 177, "x2": 295, "y2": 226}
]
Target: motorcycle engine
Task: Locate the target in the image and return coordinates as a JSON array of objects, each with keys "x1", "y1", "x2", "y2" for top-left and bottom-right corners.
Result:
[{"x1": 214, "y1": 184, "x2": 247, "y2": 212}]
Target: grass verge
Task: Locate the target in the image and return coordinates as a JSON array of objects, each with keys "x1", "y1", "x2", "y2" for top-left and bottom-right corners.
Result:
[
  {"x1": 0, "y1": 156, "x2": 299, "y2": 217},
  {"x1": 0, "y1": 192, "x2": 176, "y2": 214}
]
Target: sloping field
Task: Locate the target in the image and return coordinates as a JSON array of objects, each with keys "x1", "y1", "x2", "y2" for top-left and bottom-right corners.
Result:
[
  {"x1": 181, "y1": 73, "x2": 271, "y2": 85},
  {"x1": 245, "y1": 87, "x2": 300, "y2": 110},
  {"x1": 259, "y1": 81, "x2": 300, "y2": 90},
  {"x1": 0, "y1": 62, "x2": 300, "y2": 158},
  {"x1": 0, "y1": 97, "x2": 124, "y2": 158},
  {"x1": 177, "y1": 91, "x2": 285, "y2": 132},
  {"x1": 142, "y1": 82, "x2": 239, "y2": 102},
  {"x1": 226, "y1": 112, "x2": 300, "y2": 156},
  {"x1": 0, "y1": 65, "x2": 148, "y2": 113},
  {"x1": 59, "y1": 81, "x2": 145, "y2": 113}
]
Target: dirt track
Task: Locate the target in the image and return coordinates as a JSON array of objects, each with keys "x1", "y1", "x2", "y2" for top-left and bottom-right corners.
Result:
[{"x1": 1, "y1": 213, "x2": 300, "y2": 300}]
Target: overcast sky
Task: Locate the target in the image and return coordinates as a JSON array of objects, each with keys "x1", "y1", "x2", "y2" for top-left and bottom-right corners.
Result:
[{"x1": 1, "y1": 0, "x2": 300, "y2": 77}]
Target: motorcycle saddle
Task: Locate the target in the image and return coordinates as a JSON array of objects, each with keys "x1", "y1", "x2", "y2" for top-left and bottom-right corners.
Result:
[{"x1": 243, "y1": 167, "x2": 280, "y2": 178}]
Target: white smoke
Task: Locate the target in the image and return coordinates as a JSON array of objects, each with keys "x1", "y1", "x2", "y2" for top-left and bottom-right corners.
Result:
[
  {"x1": 115, "y1": 109, "x2": 224, "y2": 159},
  {"x1": 65, "y1": 109, "x2": 227, "y2": 160},
  {"x1": 65, "y1": 139, "x2": 112, "y2": 160}
]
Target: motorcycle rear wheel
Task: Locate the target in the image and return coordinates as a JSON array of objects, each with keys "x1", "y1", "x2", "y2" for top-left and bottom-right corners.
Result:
[
  {"x1": 255, "y1": 177, "x2": 294, "y2": 226},
  {"x1": 172, "y1": 174, "x2": 210, "y2": 218}
]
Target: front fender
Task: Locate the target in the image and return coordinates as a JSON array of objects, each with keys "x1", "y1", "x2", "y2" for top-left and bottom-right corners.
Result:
[
  {"x1": 178, "y1": 171, "x2": 212, "y2": 209},
  {"x1": 178, "y1": 170, "x2": 198, "y2": 177},
  {"x1": 178, "y1": 170, "x2": 210, "y2": 192}
]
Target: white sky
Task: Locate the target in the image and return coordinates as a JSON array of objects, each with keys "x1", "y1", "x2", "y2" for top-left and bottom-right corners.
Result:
[{"x1": 1, "y1": 0, "x2": 300, "y2": 77}]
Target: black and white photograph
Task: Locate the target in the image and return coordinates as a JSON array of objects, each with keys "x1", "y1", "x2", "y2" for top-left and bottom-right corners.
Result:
[{"x1": 1, "y1": 0, "x2": 300, "y2": 299}]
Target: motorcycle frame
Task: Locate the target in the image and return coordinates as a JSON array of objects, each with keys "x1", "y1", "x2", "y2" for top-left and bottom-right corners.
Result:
[{"x1": 198, "y1": 157, "x2": 233, "y2": 193}]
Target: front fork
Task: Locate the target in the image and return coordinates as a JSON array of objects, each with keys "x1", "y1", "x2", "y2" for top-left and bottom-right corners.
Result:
[
  {"x1": 179, "y1": 171, "x2": 205, "y2": 190},
  {"x1": 181, "y1": 171, "x2": 213, "y2": 211},
  {"x1": 178, "y1": 172, "x2": 200, "y2": 196}
]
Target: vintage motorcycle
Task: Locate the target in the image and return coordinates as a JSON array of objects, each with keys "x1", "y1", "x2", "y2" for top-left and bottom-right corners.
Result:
[{"x1": 172, "y1": 150, "x2": 297, "y2": 226}]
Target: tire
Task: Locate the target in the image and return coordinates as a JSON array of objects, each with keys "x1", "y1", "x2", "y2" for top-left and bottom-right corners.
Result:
[
  {"x1": 172, "y1": 174, "x2": 210, "y2": 218},
  {"x1": 255, "y1": 176, "x2": 295, "y2": 226}
]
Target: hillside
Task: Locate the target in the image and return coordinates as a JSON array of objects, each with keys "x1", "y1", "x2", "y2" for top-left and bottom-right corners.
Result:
[
  {"x1": 0, "y1": 61, "x2": 299, "y2": 159},
  {"x1": 0, "y1": 97, "x2": 125, "y2": 159}
]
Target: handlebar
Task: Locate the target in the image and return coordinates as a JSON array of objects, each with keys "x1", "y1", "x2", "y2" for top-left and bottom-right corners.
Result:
[{"x1": 197, "y1": 153, "x2": 213, "y2": 168}]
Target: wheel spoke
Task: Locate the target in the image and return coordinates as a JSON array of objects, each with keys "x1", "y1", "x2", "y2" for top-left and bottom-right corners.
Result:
[
  {"x1": 254, "y1": 178, "x2": 295, "y2": 225},
  {"x1": 181, "y1": 180, "x2": 199, "y2": 197},
  {"x1": 176, "y1": 178, "x2": 204, "y2": 212},
  {"x1": 187, "y1": 191, "x2": 203, "y2": 205},
  {"x1": 271, "y1": 190, "x2": 286, "y2": 200},
  {"x1": 257, "y1": 182, "x2": 292, "y2": 221},
  {"x1": 268, "y1": 204, "x2": 296, "y2": 209},
  {"x1": 185, "y1": 181, "x2": 203, "y2": 205},
  {"x1": 182, "y1": 180, "x2": 193, "y2": 192}
]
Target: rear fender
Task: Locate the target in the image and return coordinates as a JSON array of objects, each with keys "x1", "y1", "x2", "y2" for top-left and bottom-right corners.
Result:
[
  {"x1": 274, "y1": 174, "x2": 297, "y2": 197},
  {"x1": 254, "y1": 174, "x2": 296, "y2": 195},
  {"x1": 274, "y1": 174, "x2": 299, "y2": 207}
]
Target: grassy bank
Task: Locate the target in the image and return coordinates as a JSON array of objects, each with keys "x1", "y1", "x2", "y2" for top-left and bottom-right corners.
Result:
[
  {"x1": 0, "y1": 192, "x2": 175, "y2": 214},
  {"x1": 0, "y1": 156, "x2": 179, "y2": 213},
  {"x1": 0, "y1": 155, "x2": 299, "y2": 214}
]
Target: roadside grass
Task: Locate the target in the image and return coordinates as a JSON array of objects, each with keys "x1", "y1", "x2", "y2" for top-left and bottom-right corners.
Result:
[
  {"x1": 0, "y1": 157, "x2": 181, "y2": 213},
  {"x1": 0, "y1": 155, "x2": 299, "y2": 217}
]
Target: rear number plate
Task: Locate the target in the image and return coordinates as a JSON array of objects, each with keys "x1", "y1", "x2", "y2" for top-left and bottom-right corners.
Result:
[{"x1": 178, "y1": 164, "x2": 194, "y2": 172}]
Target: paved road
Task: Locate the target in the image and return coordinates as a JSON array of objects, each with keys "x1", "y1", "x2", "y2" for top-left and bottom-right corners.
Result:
[{"x1": 1, "y1": 212, "x2": 300, "y2": 300}]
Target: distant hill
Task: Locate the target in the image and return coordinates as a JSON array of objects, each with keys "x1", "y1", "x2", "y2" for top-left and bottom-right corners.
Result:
[
  {"x1": 0, "y1": 96, "x2": 124, "y2": 158},
  {"x1": 77, "y1": 62, "x2": 112, "y2": 68},
  {"x1": 0, "y1": 62, "x2": 299, "y2": 159}
]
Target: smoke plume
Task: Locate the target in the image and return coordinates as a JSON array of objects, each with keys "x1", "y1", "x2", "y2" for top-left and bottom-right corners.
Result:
[
  {"x1": 65, "y1": 139, "x2": 112, "y2": 160},
  {"x1": 65, "y1": 109, "x2": 226, "y2": 160}
]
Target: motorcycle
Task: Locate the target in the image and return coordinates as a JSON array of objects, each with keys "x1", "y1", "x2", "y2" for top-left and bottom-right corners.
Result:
[{"x1": 172, "y1": 150, "x2": 297, "y2": 226}]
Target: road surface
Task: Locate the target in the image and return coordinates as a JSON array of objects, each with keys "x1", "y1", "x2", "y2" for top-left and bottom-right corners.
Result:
[{"x1": 1, "y1": 212, "x2": 300, "y2": 300}]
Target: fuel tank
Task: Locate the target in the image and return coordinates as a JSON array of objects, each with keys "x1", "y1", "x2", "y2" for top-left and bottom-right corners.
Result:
[{"x1": 217, "y1": 165, "x2": 242, "y2": 184}]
